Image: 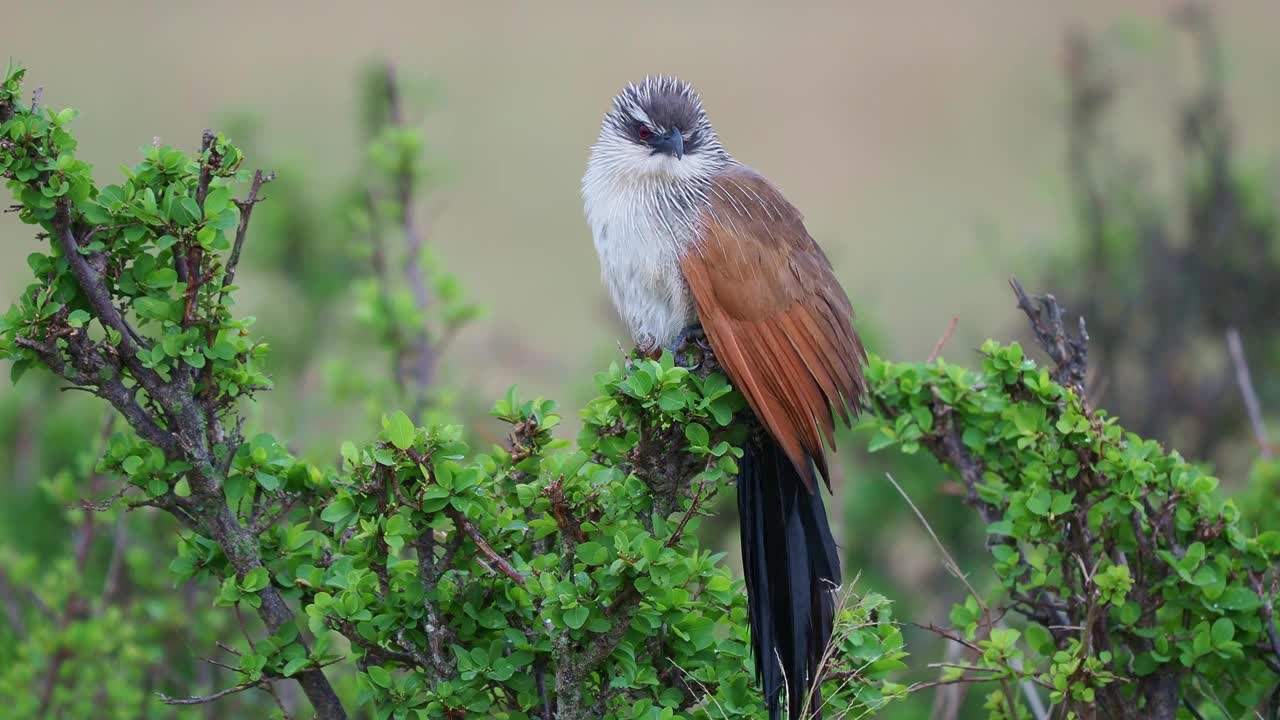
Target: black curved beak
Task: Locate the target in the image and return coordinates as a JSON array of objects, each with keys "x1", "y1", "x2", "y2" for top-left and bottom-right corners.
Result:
[{"x1": 653, "y1": 129, "x2": 684, "y2": 159}]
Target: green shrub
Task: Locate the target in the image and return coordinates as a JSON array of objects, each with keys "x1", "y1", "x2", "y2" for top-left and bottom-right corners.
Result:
[{"x1": 0, "y1": 62, "x2": 905, "y2": 720}]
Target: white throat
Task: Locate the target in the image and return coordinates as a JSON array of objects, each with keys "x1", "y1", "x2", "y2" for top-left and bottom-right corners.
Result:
[{"x1": 582, "y1": 140, "x2": 729, "y2": 351}]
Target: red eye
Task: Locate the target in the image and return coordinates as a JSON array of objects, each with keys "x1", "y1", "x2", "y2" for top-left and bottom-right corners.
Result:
[{"x1": 636, "y1": 125, "x2": 652, "y2": 140}]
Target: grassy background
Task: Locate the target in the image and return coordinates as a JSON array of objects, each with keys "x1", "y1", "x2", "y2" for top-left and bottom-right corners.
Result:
[
  {"x1": 5, "y1": 4, "x2": 1280, "y2": 716},
  {"x1": 7, "y1": 2, "x2": 1279, "y2": 410}
]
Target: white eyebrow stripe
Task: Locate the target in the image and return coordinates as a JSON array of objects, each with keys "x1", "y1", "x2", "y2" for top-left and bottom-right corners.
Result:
[{"x1": 627, "y1": 104, "x2": 653, "y2": 127}]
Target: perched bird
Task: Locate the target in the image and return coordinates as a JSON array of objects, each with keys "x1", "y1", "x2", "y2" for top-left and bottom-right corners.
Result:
[{"x1": 582, "y1": 76, "x2": 868, "y2": 719}]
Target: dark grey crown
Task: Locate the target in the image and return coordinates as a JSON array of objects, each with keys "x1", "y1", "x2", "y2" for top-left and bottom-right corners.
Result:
[{"x1": 604, "y1": 76, "x2": 722, "y2": 157}]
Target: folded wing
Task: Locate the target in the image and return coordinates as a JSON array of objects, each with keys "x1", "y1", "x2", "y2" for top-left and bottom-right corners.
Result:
[{"x1": 680, "y1": 164, "x2": 867, "y2": 490}]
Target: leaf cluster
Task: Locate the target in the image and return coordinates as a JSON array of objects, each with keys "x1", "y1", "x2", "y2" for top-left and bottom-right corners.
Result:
[{"x1": 865, "y1": 341, "x2": 1280, "y2": 717}]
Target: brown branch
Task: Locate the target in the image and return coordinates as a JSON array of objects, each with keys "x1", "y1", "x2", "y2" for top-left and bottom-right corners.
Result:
[
  {"x1": 326, "y1": 618, "x2": 422, "y2": 669},
  {"x1": 915, "y1": 622, "x2": 983, "y2": 654},
  {"x1": 51, "y1": 201, "x2": 164, "y2": 396},
  {"x1": 543, "y1": 477, "x2": 587, "y2": 544},
  {"x1": 195, "y1": 129, "x2": 217, "y2": 208},
  {"x1": 664, "y1": 481, "x2": 715, "y2": 548},
  {"x1": 929, "y1": 409, "x2": 1002, "y2": 526},
  {"x1": 455, "y1": 513, "x2": 525, "y2": 586},
  {"x1": 406, "y1": 448, "x2": 525, "y2": 587}
]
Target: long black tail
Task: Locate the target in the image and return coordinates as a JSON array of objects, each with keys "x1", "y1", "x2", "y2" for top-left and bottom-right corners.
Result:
[{"x1": 738, "y1": 435, "x2": 841, "y2": 720}]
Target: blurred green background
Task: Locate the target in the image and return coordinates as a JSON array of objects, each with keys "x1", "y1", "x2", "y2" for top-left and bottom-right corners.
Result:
[
  {"x1": 4, "y1": 2, "x2": 1277, "y2": 402},
  {"x1": 4, "y1": 2, "x2": 1280, "y2": 717}
]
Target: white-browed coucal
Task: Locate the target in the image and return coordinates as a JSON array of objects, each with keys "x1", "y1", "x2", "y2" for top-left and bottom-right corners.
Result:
[{"x1": 582, "y1": 76, "x2": 868, "y2": 720}]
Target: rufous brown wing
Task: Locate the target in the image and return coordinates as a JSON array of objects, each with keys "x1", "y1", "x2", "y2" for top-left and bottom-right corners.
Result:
[{"x1": 679, "y1": 164, "x2": 867, "y2": 491}]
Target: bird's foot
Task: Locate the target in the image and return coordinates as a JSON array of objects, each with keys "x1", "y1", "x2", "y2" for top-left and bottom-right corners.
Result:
[
  {"x1": 669, "y1": 324, "x2": 716, "y2": 372},
  {"x1": 671, "y1": 324, "x2": 707, "y2": 353},
  {"x1": 635, "y1": 333, "x2": 659, "y2": 358}
]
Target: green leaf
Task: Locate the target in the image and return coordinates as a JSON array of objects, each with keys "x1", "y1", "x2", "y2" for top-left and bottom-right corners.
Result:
[
  {"x1": 1257, "y1": 531, "x2": 1280, "y2": 554},
  {"x1": 179, "y1": 197, "x2": 202, "y2": 224},
  {"x1": 204, "y1": 187, "x2": 231, "y2": 216},
  {"x1": 684, "y1": 423, "x2": 709, "y2": 448},
  {"x1": 67, "y1": 309, "x2": 91, "y2": 328},
  {"x1": 133, "y1": 296, "x2": 175, "y2": 322},
  {"x1": 255, "y1": 470, "x2": 280, "y2": 492},
  {"x1": 386, "y1": 411, "x2": 415, "y2": 450},
  {"x1": 145, "y1": 268, "x2": 178, "y2": 288},
  {"x1": 577, "y1": 542, "x2": 609, "y2": 565},
  {"x1": 1216, "y1": 586, "x2": 1262, "y2": 611},
  {"x1": 241, "y1": 567, "x2": 270, "y2": 593},
  {"x1": 1192, "y1": 623, "x2": 1212, "y2": 657},
  {"x1": 1050, "y1": 491, "x2": 1074, "y2": 516},
  {"x1": 321, "y1": 497, "x2": 354, "y2": 524},
  {"x1": 1026, "y1": 489, "x2": 1052, "y2": 516},
  {"x1": 563, "y1": 606, "x2": 589, "y2": 630},
  {"x1": 225, "y1": 474, "x2": 248, "y2": 507},
  {"x1": 366, "y1": 665, "x2": 393, "y2": 688},
  {"x1": 1210, "y1": 618, "x2": 1235, "y2": 647},
  {"x1": 867, "y1": 428, "x2": 897, "y2": 452}
]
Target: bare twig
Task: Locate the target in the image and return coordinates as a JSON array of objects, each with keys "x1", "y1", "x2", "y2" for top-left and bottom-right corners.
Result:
[
  {"x1": 665, "y1": 481, "x2": 716, "y2": 548},
  {"x1": 157, "y1": 680, "x2": 268, "y2": 705},
  {"x1": 927, "y1": 316, "x2": 959, "y2": 364},
  {"x1": 1009, "y1": 275, "x2": 1090, "y2": 403},
  {"x1": 406, "y1": 447, "x2": 525, "y2": 586},
  {"x1": 222, "y1": 169, "x2": 274, "y2": 296},
  {"x1": 884, "y1": 474, "x2": 984, "y2": 612},
  {"x1": 1226, "y1": 328, "x2": 1273, "y2": 457},
  {"x1": 455, "y1": 513, "x2": 525, "y2": 586}
]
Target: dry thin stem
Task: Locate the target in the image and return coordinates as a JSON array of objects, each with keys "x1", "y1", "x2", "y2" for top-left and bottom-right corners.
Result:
[
  {"x1": 222, "y1": 169, "x2": 275, "y2": 296},
  {"x1": 157, "y1": 681, "x2": 264, "y2": 706},
  {"x1": 1226, "y1": 328, "x2": 1273, "y2": 457},
  {"x1": 884, "y1": 473, "x2": 984, "y2": 611},
  {"x1": 927, "y1": 316, "x2": 960, "y2": 364},
  {"x1": 885, "y1": 474, "x2": 1044, "y2": 717}
]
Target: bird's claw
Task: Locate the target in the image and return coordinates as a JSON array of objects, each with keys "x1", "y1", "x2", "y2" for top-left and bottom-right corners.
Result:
[{"x1": 670, "y1": 325, "x2": 711, "y2": 370}]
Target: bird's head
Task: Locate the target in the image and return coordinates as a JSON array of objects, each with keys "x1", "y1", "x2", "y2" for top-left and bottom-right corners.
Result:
[{"x1": 588, "y1": 76, "x2": 727, "y2": 183}]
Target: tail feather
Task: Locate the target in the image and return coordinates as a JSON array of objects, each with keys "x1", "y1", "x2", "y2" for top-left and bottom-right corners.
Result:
[{"x1": 738, "y1": 436, "x2": 842, "y2": 720}]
